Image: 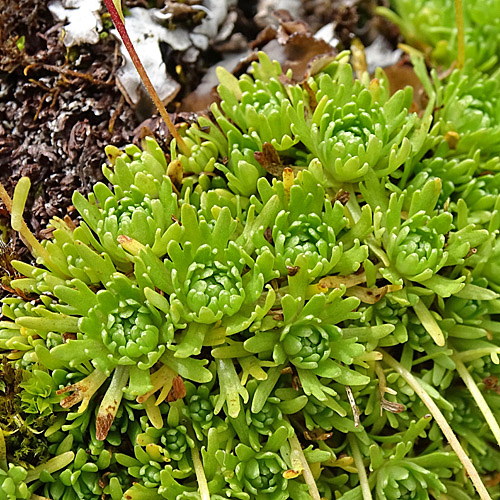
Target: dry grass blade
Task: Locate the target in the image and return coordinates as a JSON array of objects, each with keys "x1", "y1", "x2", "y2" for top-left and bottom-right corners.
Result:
[{"x1": 381, "y1": 350, "x2": 492, "y2": 500}]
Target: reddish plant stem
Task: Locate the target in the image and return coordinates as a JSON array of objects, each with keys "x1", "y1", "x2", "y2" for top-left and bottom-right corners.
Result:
[{"x1": 103, "y1": 0, "x2": 191, "y2": 156}]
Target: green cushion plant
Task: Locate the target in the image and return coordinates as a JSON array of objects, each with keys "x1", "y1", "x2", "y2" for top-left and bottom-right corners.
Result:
[
  {"x1": 1, "y1": 0, "x2": 500, "y2": 499},
  {"x1": 377, "y1": 0, "x2": 500, "y2": 70}
]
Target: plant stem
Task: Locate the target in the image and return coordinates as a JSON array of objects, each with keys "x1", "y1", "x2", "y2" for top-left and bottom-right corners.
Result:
[
  {"x1": 191, "y1": 442, "x2": 211, "y2": 500},
  {"x1": 10, "y1": 176, "x2": 30, "y2": 232},
  {"x1": 452, "y1": 355, "x2": 500, "y2": 448},
  {"x1": 348, "y1": 433, "x2": 373, "y2": 500},
  {"x1": 0, "y1": 181, "x2": 59, "y2": 272},
  {"x1": 102, "y1": 0, "x2": 191, "y2": 157},
  {"x1": 381, "y1": 350, "x2": 492, "y2": 500},
  {"x1": 0, "y1": 427, "x2": 7, "y2": 472},
  {"x1": 288, "y1": 432, "x2": 322, "y2": 500},
  {"x1": 455, "y1": 0, "x2": 465, "y2": 69}
]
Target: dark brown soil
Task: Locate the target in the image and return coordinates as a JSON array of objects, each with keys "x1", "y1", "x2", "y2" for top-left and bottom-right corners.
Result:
[{"x1": 0, "y1": 0, "x2": 141, "y2": 240}]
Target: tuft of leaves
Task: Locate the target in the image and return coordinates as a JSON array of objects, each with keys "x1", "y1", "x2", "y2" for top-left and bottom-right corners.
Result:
[{"x1": 0, "y1": 24, "x2": 500, "y2": 500}]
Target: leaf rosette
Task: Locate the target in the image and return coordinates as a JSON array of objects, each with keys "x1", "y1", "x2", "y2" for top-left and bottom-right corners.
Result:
[
  {"x1": 38, "y1": 443, "x2": 114, "y2": 500},
  {"x1": 289, "y1": 62, "x2": 422, "y2": 185},
  {"x1": 19, "y1": 369, "x2": 65, "y2": 418},
  {"x1": 408, "y1": 153, "x2": 500, "y2": 233},
  {"x1": 369, "y1": 179, "x2": 488, "y2": 299},
  {"x1": 270, "y1": 173, "x2": 348, "y2": 278},
  {"x1": 0, "y1": 465, "x2": 30, "y2": 500},
  {"x1": 120, "y1": 406, "x2": 195, "y2": 484},
  {"x1": 434, "y1": 65, "x2": 500, "y2": 156},
  {"x1": 386, "y1": 211, "x2": 449, "y2": 281},
  {"x1": 50, "y1": 274, "x2": 172, "y2": 396},
  {"x1": 183, "y1": 383, "x2": 217, "y2": 440},
  {"x1": 218, "y1": 444, "x2": 289, "y2": 500},
  {"x1": 245, "y1": 278, "x2": 369, "y2": 403},
  {"x1": 73, "y1": 138, "x2": 180, "y2": 266},
  {"x1": 377, "y1": 0, "x2": 500, "y2": 69}
]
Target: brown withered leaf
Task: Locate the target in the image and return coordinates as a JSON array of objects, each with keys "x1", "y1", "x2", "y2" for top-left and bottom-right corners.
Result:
[
  {"x1": 96, "y1": 404, "x2": 118, "y2": 441},
  {"x1": 272, "y1": 310, "x2": 284, "y2": 321},
  {"x1": 38, "y1": 227, "x2": 55, "y2": 239},
  {"x1": 484, "y1": 376, "x2": 500, "y2": 393},
  {"x1": 380, "y1": 397, "x2": 406, "y2": 414},
  {"x1": 383, "y1": 62, "x2": 427, "y2": 113},
  {"x1": 63, "y1": 214, "x2": 77, "y2": 231},
  {"x1": 292, "y1": 372, "x2": 302, "y2": 391},
  {"x1": 278, "y1": 73, "x2": 294, "y2": 87},
  {"x1": 98, "y1": 471, "x2": 111, "y2": 489},
  {"x1": 57, "y1": 384, "x2": 85, "y2": 409},
  {"x1": 304, "y1": 429, "x2": 333, "y2": 441},
  {"x1": 319, "y1": 273, "x2": 367, "y2": 289},
  {"x1": 345, "y1": 385, "x2": 360, "y2": 428},
  {"x1": 485, "y1": 472, "x2": 500, "y2": 488},
  {"x1": 0, "y1": 240, "x2": 19, "y2": 279},
  {"x1": 264, "y1": 227, "x2": 273, "y2": 244},
  {"x1": 251, "y1": 10, "x2": 337, "y2": 83},
  {"x1": 302, "y1": 80, "x2": 317, "y2": 111},
  {"x1": 167, "y1": 159, "x2": 183, "y2": 190},
  {"x1": 254, "y1": 142, "x2": 284, "y2": 176},
  {"x1": 274, "y1": 10, "x2": 309, "y2": 41},
  {"x1": 166, "y1": 375, "x2": 187, "y2": 402},
  {"x1": 250, "y1": 25, "x2": 278, "y2": 50},
  {"x1": 376, "y1": 361, "x2": 406, "y2": 415},
  {"x1": 162, "y1": 1, "x2": 206, "y2": 29},
  {"x1": 333, "y1": 189, "x2": 350, "y2": 206},
  {"x1": 0, "y1": 240, "x2": 29, "y2": 298},
  {"x1": 346, "y1": 284, "x2": 403, "y2": 304},
  {"x1": 283, "y1": 469, "x2": 301, "y2": 479},
  {"x1": 282, "y1": 32, "x2": 336, "y2": 82}
]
